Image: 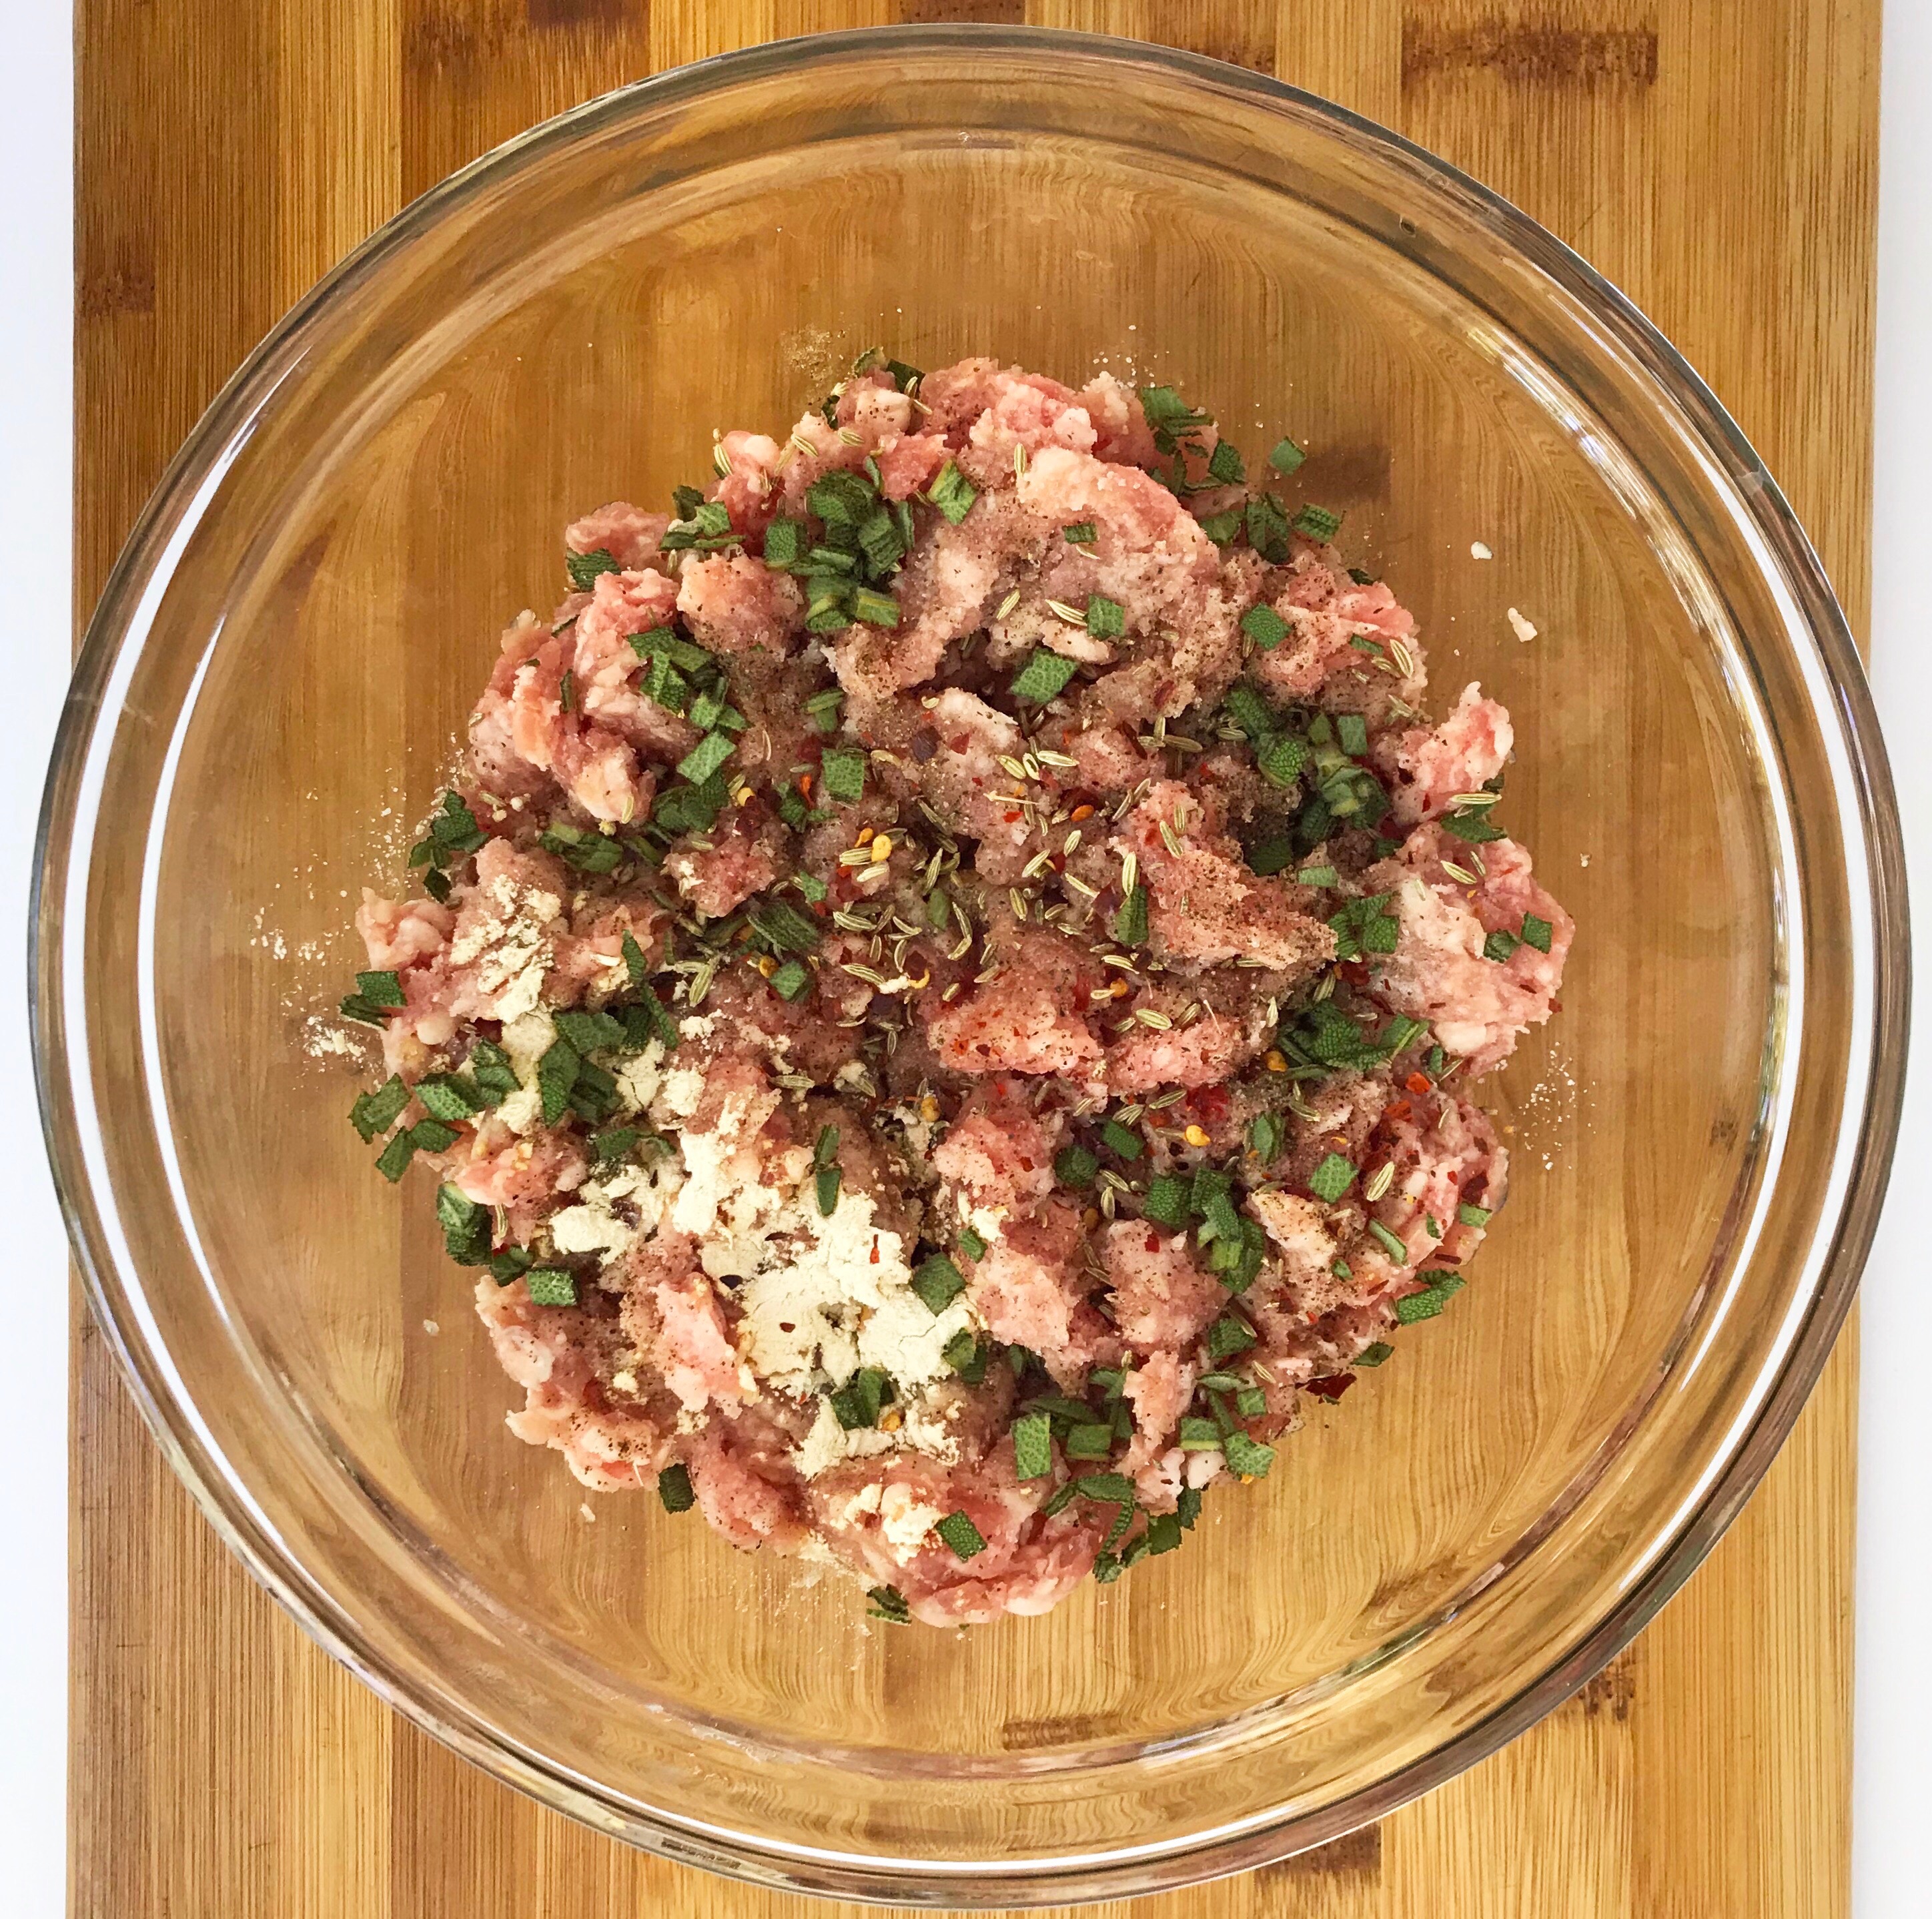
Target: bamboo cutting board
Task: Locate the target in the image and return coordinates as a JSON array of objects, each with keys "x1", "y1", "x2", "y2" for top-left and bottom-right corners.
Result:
[{"x1": 71, "y1": 3, "x2": 1874, "y2": 1914}]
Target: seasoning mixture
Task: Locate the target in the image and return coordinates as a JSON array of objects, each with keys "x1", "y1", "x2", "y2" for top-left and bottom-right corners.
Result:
[{"x1": 344, "y1": 354, "x2": 1572, "y2": 1627}]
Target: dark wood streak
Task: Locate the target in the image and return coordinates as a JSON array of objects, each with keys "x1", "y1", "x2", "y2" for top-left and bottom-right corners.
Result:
[
  {"x1": 526, "y1": 0, "x2": 630, "y2": 29},
  {"x1": 1402, "y1": 17, "x2": 1660, "y2": 89},
  {"x1": 77, "y1": 248, "x2": 157, "y2": 321},
  {"x1": 899, "y1": 0, "x2": 1026, "y2": 23},
  {"x1": 998, "y1": 1711, "x2": 1123, "y2": 1750},
  {"x1": 1261, "y1": 1822, "x2": 1384, "y2": 1879}
]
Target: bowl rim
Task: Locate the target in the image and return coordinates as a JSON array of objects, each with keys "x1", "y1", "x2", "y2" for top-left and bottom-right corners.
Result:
[{"x1": 34, "y1": 21, "x2": 1909, "y2": 1906}]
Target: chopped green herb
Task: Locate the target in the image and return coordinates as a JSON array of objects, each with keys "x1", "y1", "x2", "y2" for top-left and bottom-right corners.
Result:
[
  {"x1": 1247, "y1": 1114, "x2": 1284, "y2": 1163},
  {"x1": 1063, "y1": 520, "x2": 1097, "y2": 544},
  {"x1": 943, "y1": 1329, "x2": 990, "y2": 1386},
  {"x1": 554, "y1": 1008, "x2": 625, "y2": 1054},
  {"x1": 761, "y1": 516, "x2": 807, "y2": 568},
  {"x1": 1292, "y1": 503, "x2": 1342, "y2": 542},
  {"x1": 819, "y1": 745, "x2": 867, "y2": 804},
  {"x1": 1395, "y1": 1276, "x2": 1464, "y2": 1324},
  {"x1": 1085, "y1": 594, "x2": 1125, "y2": 639},
  {"x1": 414, "y1": 1074, "x2": 483, "y2": 1124},
  {"x1": 356, "y1": 970, "x2": 405, "y2": 1010},
  {"x1": 1483, "y1": 928, "x2": 1520, "y2": 964},
  {"x1": 1354, "y1": 1341, "x2": 1395, "y2": 1367},
  {"x1": 1368, "y1": 1219, "x2": 1410, "y2": 1262},
  {"x1": 1222, "y1": 1431, "x2": 1274, "y2": 1477},
  {"x1": 640, "y1": 652, "x2": 690, "y2": 714},
  {"x1": 524, "y1": 1268, "x2": 578, "y2": 1307},
  {"x1": 1222, "y1": 683, "x2": 1274, "y2": 743},
  {"x1": 1296, "y1": 863, "x2": 1339, "y2": 888},
  {"x1": 768, "y1": 958, "x2": 812, "y2": 1002},
  {"x1": 1247, "y1": 837, "x2": 1296, "y2": 876},
  {"x1": 565, "y1": 547, "x2": 620, "y2": 591},
  {"x1": 1111, "y1": 882, "x2": 1149, "y2": 946},
  {"x1": 1143, "y1": 1174, "x2": 1191, "y2": 1227},
  {"x1": 1011, "y1": 1410, "x2": 1053, "y2": 1481},
  {"x1": 1307, "y1": 1152, "x2": 1356, "y2": 1202},
  {"x1": 1520, "y1": 912, "x2": 1554, "y2": 953},
  {"x1": 657, "y1": 1462, "x2": 696, "y2": 1513},
  {"x1": 624, "y1": 984, "x2": 680, "y2": 1053},
  {"x1": 830, "y1": 1366, "x2": 891, "y2": 1429},
  {"x1": 1177, "y1": 1485, "x2": 1203, "y2": 1530},
  {"x1": 856, "y1": 507, "x2": 905, "y2": 576},
  {"x1": 1010, "y1": 648, "x2": 1079, "y2": 705},
  {"x1": 935, "y1": 1510, "x2": 987, "y2": 1561},
  {"x1": 815, "y1": 1164, "x2": 841, "y2": 1216},
  {"x1": 1236, "y1": 1385, "x2": 1268, "y2": 1419},
  {"x1": 911, "y1": 1254, "x2": 966, "y2": 1314},
  {"x1": 803, "y1": 687, "x2": 845, "y2": 736},
  {"x1": 338, "y1": 995, "x2": 391, "y2": 1028},
  {"x1": 1207, "y1": 438, "x2": 1245, "y2": 485},
  {"x1": 1063, "y1": 1425, "x2": 1115, "y2": 1462},
  {"x1": 436, "y1": 1183, "x2": 492, "y2": 1266},
  {"x1": 1246, "y1": 490, "x2": 1292, "y2": 562},
  {"x1": 1101, "y1": 1118, "x2": 1143, "y2": 1160},
  {"x1": 1257, "y1": 735, "x2": 1310, "y2": 788},
  {"x1": 1441, "y1": 807, "x2": 1507, "y2": 844},
  {"x1": 676, "y1": 731, "x2": 736, "y2": 787},
  {"x1": 1457, "y1": 1201, "x2": 1493, "y2": 1229},
  {"x1": 1269, "y1": 437, "x2": 1306, "y2": 476},
  {"x1": 350, "y1": 1075, "x2": 410, "y2": 1142},
  {"x1": 486, "y1": 1246, "x2": 533, "y2": 1285},
  {"x1": 620, "y1": 929, "x2": 652, "y2": 990},
  {"x1": 686, "y1": 685, "x2": 731, "y2": 734},
  {"x1": 851, "y1": 586, "x2": 901, "y2": 628},
  {"x1": 752, "y1": 897, "x2": 823, "y2": 955},
  {"x1": 1054, "y1": 1144, "x2": 1099, "y2": 1190},
  {"x1": 1336, "y1": 713, "x2": 1369, "y2": 756},
  {"x1": 1240, "y1": 605, "x2": 1288, "y2": 649},
  {"x1": 865, "y1": 1583, "x2": 911, "y2": 1623},
  {"x1": 540, "y1": 823, "x2": 624, "y2": 875},
  {"x1": 1198, "y1": 509, "x2": 1242, "y2": 544},
  {"x1": 1177, "y1": 1416, "x2": 1222, "y2": 1451},
  {"x1": 928, "y1": 460, "x2": 977, "y2": 525},
  {"x1": 807, "y1": 469, "x2": 875, "y2": 525},
  {"x1": 536, "y1": 1036, "x2": 581, "y2": 1126},
  {"x1": 1208, "y1": 1314, "x2": 1257, "y2": 1361},
  {"x1": 591, "y1": 1127, "x2": 640, "y2": 1165},
  {"x1": 957, "y1": 1226, "x2": 987, "y2": 1260}
]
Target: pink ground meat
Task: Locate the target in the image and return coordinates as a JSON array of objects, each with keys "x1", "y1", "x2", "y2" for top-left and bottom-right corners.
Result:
[{"x1": 344, "y1": 352, "x2": 1568, "y2": 1626}]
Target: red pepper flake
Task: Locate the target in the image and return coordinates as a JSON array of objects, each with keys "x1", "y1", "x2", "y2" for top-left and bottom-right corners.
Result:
[
  {"x1": 1386, "y1": 1098, "x2": 1411, "y2": 1121},
  {"x1": 869, "y1": 1239, "x2": 880, "y2": 1264},
  {"x1": 949, "y1": 734, "x2": 971, "y2": 753},
  {"x1": 1003, "y1": 811, "x2": 1022, "y2": 823},
  {"x1": 1303, "y1": 1375, "x2": 1356, "y2": 1403},
  {"x1": 1145, "y1": 1232, "x2": 1161, "y2": 1254},
  {"x1": 1406, "y1": 1071, "x2": 1432, "y2": 1094}
]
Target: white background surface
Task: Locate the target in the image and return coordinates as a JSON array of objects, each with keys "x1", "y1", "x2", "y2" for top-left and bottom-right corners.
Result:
[{"x1": 3, "y1": 9, "x2": 1928, "y2": 1916}]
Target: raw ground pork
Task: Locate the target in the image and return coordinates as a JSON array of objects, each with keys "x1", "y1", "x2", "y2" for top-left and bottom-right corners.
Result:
[{"x1": 345, "y1": 352, "x2": 1572, "y2": 1627}]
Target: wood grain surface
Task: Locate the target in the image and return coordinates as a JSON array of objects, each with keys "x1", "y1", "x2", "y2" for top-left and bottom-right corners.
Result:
[{"x1": 72, "y1": 2, "x2": 1875, "y2": 1914}]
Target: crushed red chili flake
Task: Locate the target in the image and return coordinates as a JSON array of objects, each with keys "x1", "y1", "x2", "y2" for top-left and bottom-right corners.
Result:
[{"x1": 1406, "y1": 1071, "x2": 1433, "y2": 1094}]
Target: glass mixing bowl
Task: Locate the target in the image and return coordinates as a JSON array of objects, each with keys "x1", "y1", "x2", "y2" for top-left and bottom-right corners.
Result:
[{"x1": 33, "y1": 26, "x2": 1907, "y2": 1906}]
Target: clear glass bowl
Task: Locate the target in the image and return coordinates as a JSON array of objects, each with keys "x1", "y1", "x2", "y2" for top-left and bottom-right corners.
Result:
[{"x1": 33, "y1": 27, "x2": 1907, "y2": 1906}]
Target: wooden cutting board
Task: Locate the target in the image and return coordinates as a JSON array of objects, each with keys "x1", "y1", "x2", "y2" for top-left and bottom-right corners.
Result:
[{"x1": 71, "y1": 2, "x2": 1874, "y2": 1912}]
